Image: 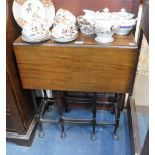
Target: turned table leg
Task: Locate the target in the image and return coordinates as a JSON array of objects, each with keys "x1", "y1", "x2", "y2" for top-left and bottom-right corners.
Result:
[
  {"x1": 91, "y1": 92, "x2": 97, "y2": 140},
  {"x1": 113, "y1": 93, "x2": 122, "y2": 140},
  {"x1": 56, "y1": 91, "x2": 66, "y2": 139}
]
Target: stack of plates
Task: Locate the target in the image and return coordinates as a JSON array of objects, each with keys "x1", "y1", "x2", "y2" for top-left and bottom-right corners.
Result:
[
  {"x1": 22, "y1": 25, "x2": 51, "y2": 43},
  {"x1": 51, "y1": 23, "x2": 78, "y2": 43},
  {"x1": 12, "y1": 0, "x2": 55, "y2": 43},
  {"x1": 51, "y1": 32, "x2": 78, "y2": 43},
  {"x1": 51, "y1": 9, "x2": 78, "y2": 43},
  {"x1": 21, "y1": 22, "x2": 52, "y2": 43},
  {"x1": 22, "y1": 31, "x2": 51, "y2": 43}
]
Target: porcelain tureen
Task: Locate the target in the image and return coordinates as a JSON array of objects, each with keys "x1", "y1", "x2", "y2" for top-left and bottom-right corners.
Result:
[
  {"x1": 115, "y1": 8, "x2": 137, "y2": 35},
  {"x1": 92, "y1": 8, "x2": 120, "y2": 43}
]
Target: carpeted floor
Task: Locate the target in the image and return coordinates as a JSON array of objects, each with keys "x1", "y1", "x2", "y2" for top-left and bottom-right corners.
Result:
[
  {"x1": 7, "y1": 108, "x2": 131, "y2": 155},
  {"x1": 137, "y1": 112, "x2": 149, "y2": 148}
]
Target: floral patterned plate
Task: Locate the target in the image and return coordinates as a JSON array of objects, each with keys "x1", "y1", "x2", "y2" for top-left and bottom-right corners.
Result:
[
  {"x1": 51, "y1": 33, "x2": 78, "y2": 43},
  {"x1": 12, "y1": 0, "x2": 55, "y2": 28}
]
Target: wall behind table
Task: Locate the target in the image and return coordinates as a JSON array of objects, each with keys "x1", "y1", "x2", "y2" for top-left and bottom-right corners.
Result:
[{"x1": 53, "y1": 0, "x2": 139, "y2": 16}]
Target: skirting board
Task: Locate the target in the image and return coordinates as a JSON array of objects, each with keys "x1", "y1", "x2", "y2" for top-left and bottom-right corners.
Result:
[
  {"x1": 127, "y1": 97, "x2": 141, "y2": 155},
  {"x1": 6, "y1": 117, "x2": 37, "y2": 146}
]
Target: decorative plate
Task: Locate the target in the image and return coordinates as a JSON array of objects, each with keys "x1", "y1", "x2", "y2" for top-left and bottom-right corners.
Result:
[
  {"x1": 12, "y1": 0, "x2": 55, "y2": 28},
  {"x1": 51, "y1": 34, "x2": 78, "y2": 43},
  {"x1": 22, "y1": 33, "x2": 51, "y2": 43}
]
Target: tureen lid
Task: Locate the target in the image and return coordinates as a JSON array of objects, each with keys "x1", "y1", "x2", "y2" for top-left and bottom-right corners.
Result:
[
  {"x1": 118, "y1": 8, "x2": 134, "y2": 19},
  {"x1": 95, "y1": 8, "x2": 113, "y2": 20}
]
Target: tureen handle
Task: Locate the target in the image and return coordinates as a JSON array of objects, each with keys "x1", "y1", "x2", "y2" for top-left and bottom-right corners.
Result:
[
  {"x1": 121, "y1": 8, "x2": 126, "y2": 12},
  {"x1": 103, "y1": 8, "x2": 109, "y2": 13}
]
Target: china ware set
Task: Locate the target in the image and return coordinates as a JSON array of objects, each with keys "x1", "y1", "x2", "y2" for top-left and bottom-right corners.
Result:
[
  {"x1": 12, "y1": 0, "x2": 137, "y2": 44},
  {"x1": 77, "y1": 8, "x2": 137, "y2": 43},
  {"x1": 51, "y1": 9, "x2": 78, "y2": 42}
]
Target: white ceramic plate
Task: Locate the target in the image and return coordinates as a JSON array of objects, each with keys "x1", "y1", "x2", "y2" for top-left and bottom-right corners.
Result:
[
  {"x1": 12, "y1": 0, "x2": 55, "y2": 28},
  {"x1": 22, "y1": 35, "x2": 50, "y2": 43},
  {"x1": 22, "y1": 29, "x2": 51, "y2": 38},
  {"x1": 51, "y1": 34, "x2": 78, "y2": 43},
  {"x1": 22, "y1": 32, "x2": 51, "y2": 43}
]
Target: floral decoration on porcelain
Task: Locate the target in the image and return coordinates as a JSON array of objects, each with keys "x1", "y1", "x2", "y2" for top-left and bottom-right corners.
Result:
[
  {"x1": 15, "y1": 0, "x2": 27, "y2": 5},
  {"x1": 17, "y1": 18, "x2": 27, "y2": 27},
  {"x1": 40, "y1": 0, "x2": 53, "y2": 7}
]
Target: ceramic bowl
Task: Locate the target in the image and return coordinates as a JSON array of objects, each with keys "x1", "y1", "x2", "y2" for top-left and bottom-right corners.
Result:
[
  {"x1": 93, "y1": 11, "x2": 120, "y2": 43},
  {"x1": 93, "y1": 21, "x2": 119, "y2": 43}
]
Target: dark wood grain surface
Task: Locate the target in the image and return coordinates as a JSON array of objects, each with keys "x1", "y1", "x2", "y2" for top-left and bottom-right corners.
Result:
[{"x1": 14, "y1": 33, "x2": 138, "y2": 93}]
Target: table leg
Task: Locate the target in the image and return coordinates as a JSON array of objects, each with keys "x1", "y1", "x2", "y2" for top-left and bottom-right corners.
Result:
[
  {"x1": 56, "y1": 91, "x2": 66, "y2": 139},
  {"x1": 113, "y1": 93, "x2": 121, "y2": 140},
  {"x1": 91, "y1": 92, "x2": 97, "y2": 140},
  {"x1": 120, "y1": 93, "x2": 126, "y2": 111},
  {"x1": 64, "y1": 92, "x2": 70, "y2": 112},
  {"x1": 111, "y1": 93, "x2": 117, "y2": 114}
]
